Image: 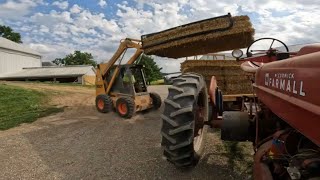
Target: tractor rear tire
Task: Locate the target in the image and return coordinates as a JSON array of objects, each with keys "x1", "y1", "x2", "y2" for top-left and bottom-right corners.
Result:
[
  {"x1": 96, "y1": 94, "x2": 113, "y2": 113},
  {"x1": 161, "y1": 73, "x2": 208, "y2": 168},
  {"x1": 150, "y1": 92, "x2": 162, "y2": 110},
  {"x1": 116, "y1": 97, "x2": 135, "y2": 118}
]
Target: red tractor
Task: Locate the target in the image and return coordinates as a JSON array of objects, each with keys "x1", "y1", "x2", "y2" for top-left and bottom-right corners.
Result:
[{"x1": 160, "y1": 38, "x2": 320, "y2": 180}]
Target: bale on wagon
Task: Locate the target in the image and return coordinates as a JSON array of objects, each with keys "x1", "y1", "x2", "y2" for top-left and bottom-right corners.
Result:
[{"x1": 181, "y1": 60, "x2": 253, "y2": 95}]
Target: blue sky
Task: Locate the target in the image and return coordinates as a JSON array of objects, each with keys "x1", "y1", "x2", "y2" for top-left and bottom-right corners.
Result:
[{"x1": 0, "y1": 0, "x2": 319, "y2": 72}]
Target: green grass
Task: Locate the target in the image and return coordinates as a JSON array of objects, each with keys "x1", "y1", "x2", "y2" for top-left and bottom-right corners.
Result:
[
  {"x1": 0, "y1": 84, "x2": 63, "y2": 130},
  {"x1": 213, "y1": 129, "x2": 254, "y2": 176},
  {"x1": 150, "y1": 79, "x2": 165, "y2": 85}
]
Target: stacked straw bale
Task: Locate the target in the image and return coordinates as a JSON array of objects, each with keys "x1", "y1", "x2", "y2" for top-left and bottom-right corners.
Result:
[
  {"x1": 142, "y1": 15, "x2": 254, "y2": 58},
  {"x1": 181, "y1": 60, "x2": 253, "y2": 95}
]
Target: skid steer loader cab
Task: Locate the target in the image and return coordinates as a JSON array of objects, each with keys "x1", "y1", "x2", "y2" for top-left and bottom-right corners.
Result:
[{"x1": 109, "y1": 64, "x2": 147, "y2": 95}]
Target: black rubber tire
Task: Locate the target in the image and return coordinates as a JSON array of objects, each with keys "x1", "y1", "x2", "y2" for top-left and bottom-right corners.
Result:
[
  {"x1": 208, "y1": 102, "x2": 213, "y2": 123},
  {"x1": 116, "y1": 97, "x2": 135, "y2": 118},
  {"x1": 216, "y1": 89, "x2": 223, "y2": 116},
  {"x1": 95, "y1": 94, "x2": 113, "y2": 113},
  {"x1": 161, "y1": 73, "x2": 208, "y2": 168},
  {"x1": 150, "y1": 92, "x2": 162, "y2": 110}
]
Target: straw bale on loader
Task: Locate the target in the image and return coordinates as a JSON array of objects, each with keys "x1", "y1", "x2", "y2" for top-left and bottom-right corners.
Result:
[{"x1": 141, "y1": 14, "x2": 254, "y2": 58}]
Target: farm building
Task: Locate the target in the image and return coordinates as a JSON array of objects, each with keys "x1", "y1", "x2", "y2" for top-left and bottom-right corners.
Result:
[
  {"x1": 0, "y1": 37, "x2": 42, "y2": 75},
  {"x1": 0, "y1": 37, "x2": 96, "y2": 85},
  {"x1": 0, "y1": 65, "x2": 96, "y2": 85}
]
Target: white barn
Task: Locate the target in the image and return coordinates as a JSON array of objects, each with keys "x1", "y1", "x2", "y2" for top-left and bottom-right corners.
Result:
[
  {"x1": 0, "y1": 37, "x2": 96, "y2": 85},
  {"x1": 0, "y1": 65, "x2": 96, "y2": 85},
  {"x1": 0, "y1": 37, "x2": 41, "y2": 75}
]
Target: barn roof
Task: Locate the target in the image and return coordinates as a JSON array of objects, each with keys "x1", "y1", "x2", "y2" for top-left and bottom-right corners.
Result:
[
  {"x1": 0, "y1": 65, "x2": 95, "y2": 79},
  {"x1": 0, "y1": 37, "x2": 41, "y2": 57}
]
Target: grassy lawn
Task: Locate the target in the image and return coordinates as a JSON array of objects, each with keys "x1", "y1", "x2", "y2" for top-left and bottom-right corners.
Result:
[
  {"x1": 150, "y1": 79, "x2": 164, "y2": 85},
  {"x1": 0, "y1": 84, "x2": 63, "y2": 130},
  {"x1": 213, "y1": 129, "x2": 254, "y2": 176}
]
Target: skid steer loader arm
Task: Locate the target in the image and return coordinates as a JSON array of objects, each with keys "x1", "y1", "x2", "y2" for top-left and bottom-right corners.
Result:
[{"x1": 96, "y1": 38, "x2": 143, "y2": 96}]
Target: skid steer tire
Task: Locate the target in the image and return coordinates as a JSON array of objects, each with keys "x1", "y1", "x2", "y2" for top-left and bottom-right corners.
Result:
[
  {"x1": 150, "y1": 92, "x2": 162, "y2": 110},
  {"x1": 161, "y1": 73, "x2": 208, "y2": 168},
  {"x1": 96, "y1": 94, "x2": 113, "y2": 113},
  {"x1": 116, "y1": 97, "x2": 135, "y2": 118}
]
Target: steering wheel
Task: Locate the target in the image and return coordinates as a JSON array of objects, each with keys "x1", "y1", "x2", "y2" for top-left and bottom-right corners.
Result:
[{"x1": 246, "y1": 37, "x2": 289, "y2": 57}]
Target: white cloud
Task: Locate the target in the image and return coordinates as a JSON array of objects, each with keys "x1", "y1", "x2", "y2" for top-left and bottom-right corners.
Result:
[
  {"x1": 39, "y1": 25, "x2": 49, "y2": 33},
  {"x1": 31, "y1": 10, "x2": 73, "y2": 26},
  {"x1": 98, "y1": 0, "x2": 107, "y2": 8},
  {"x1": 21, "y1": 7, "x2": 123, "y2": 61},
  {"x1": 116, "y1": 2, "x2": 188, "y2": 37},
  {"x1": 29, "y1": 43, "x2": 56, "y2": 54},
  {"x1": 0, "y1": 0, "x2": 43, "y2": 19},
  {"x1": 52, "y1": 1, "x2": 69, "y2": 10},
  {"x1": 70, "y1": 4, "x2": 82, "y2": 14},
  {"x1": 238, "y1": 1, "x2": 319, "y2": 45}
]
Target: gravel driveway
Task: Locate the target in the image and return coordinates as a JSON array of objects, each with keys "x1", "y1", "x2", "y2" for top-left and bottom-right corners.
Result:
[{"x1": 0, "y1": 83, "x2": 252, "y2": 180}]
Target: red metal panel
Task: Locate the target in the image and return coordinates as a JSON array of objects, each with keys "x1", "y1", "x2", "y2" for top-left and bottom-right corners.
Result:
[
  {"x1": 254, "y1": 50, "x2": 320, "y2": 146},
  {"x1": 209, "y1": 76, "x2": 217, "y2": 104},
  {"x1": 297, "y1": 44, "x2": 320, "y2": 56}
]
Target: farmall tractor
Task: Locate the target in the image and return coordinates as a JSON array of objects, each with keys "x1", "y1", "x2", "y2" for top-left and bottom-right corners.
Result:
[{"x1": 160, "y1": 38, "x2": 320, "y2": 180}]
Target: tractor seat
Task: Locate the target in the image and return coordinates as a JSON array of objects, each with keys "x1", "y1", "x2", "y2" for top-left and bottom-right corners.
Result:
[{"x1": 240, "y1": 61, "x2": 264, "y2": 73}]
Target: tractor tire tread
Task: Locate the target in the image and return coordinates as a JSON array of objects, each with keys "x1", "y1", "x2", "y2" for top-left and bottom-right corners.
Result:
[
  {"x1": 161, "y1": 114, "x2": 178, "y2": 127},
  {"x1": 173, "y1": 92, "x2": 196, "y2": 100},
  {"x1": 169, "y1": 121, "x2": 194, "y2": 135},
  {"x1": 170, "y1": 106, "x2": 193, "y2": 117},
  {"x1": 164, "y1": 99, "x2": 181, "y2": 109},
  {"x1": 169, "y1": 137, "x2": 193, "y2": 150},
  {"x1": 161, "y1": 132, "x2": 177, "y2": 144},
  {"x1": 168, "y1": 86, "x2": 184, "y2": 93},
  {"x1": 161, "y1": 72, "x2": 208, "y2": 168}
]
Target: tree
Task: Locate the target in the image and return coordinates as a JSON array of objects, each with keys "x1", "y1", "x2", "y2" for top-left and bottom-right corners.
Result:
[
  {"x1": 52, "y1": 51, "x2": 97, "y2": 67},
  {"x1": 138, "y1": 55, "x2": 163, "y2": 84},
  {"x1": 0, "y1": 25, "x2": 22, "y2": 43}
]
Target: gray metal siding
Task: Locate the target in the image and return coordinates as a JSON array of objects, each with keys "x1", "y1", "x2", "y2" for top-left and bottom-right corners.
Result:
[
  {"x1": 0, "y1": 37, "x2": 41, "y2": 56},
  {"x1": 0, "y1": 49, "x2": 41, "y2": 75}
]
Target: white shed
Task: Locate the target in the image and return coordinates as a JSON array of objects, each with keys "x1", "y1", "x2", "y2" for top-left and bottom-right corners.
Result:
[
  {"x1": 0, "y1": 65, "x2": 96, "y2": 85},
  {"x1": 0, "y1": 37, "x2": 41, "y2": 75}
]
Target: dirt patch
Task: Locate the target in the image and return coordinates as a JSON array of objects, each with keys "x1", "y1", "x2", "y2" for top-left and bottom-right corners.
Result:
[{"x1": 1, "y1": 82, "x2": 94, "y2": 108}]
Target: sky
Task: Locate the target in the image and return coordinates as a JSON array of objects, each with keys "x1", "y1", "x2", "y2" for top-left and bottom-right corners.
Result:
[{"x1": 0, "y1": 0, "x2": 319, "y2": 73}]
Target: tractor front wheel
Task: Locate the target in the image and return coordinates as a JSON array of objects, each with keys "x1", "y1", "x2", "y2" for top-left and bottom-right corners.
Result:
[
  {"x1": 161, "y1": 73, "x2": 208, "y2": 168},
  {"x1": 116, "y1": 97, "x2": 135, "y2": 118},
  {"x1": 95, "y1": 94, "x2": 113, "y2": 113}
]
